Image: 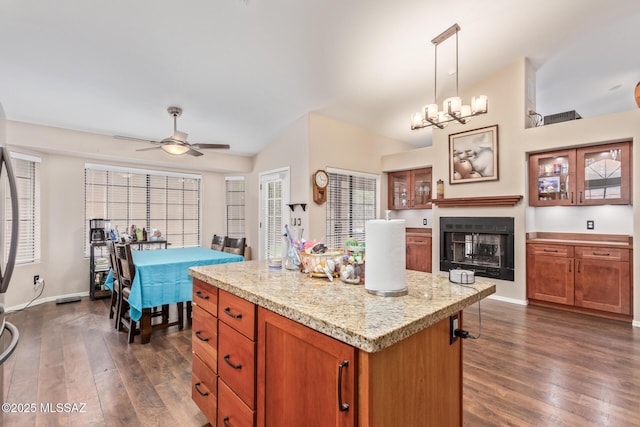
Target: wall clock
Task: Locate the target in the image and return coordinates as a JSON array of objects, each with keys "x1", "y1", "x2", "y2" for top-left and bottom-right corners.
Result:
[{"x1": 313, "y1": 169, "x2": 329, "y2": 204}]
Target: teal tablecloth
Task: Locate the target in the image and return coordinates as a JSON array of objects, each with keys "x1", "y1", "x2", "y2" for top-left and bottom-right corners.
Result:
[{"x1": 106, "y1": 246, "x2": 243, "y2": 321}]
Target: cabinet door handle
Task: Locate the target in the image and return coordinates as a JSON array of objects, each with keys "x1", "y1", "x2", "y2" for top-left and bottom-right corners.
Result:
[
  {"x1": 223, "y1": 354, "x2": 242, "y2": 370},
  {"x1": 223, "y1": 416, "x2": 231, "y2": 427},
  {"x1": 337, "y1": 360, "x2": 350, "y2": 412},
  {"x1": 195, "y1": 331, "x2": 209, "y2": 342},
  {"x1": 568, "y1": 260, "x2": 572, "y2": 273},
  {"x1": 194, "y1": 382, "x2": 209, "y2": 397},
  {"x1": 543, "y1": 249, "x2": 558, "y2": 253},
  {"x1": 592, "y1": 252, "x2": 610, "y2": 256},
  {"x1": 223, "y1": 307, "x2": 243, "y2": 319},
  {"x1": 579, "y1": 192, "x2": 583, "y2": 204},
  {"x1": 577, "y1": 261, "x2": 581, "y2": 273},
  {"x1": 570, "y1": 192, "x2": 574, "y2": 204},
  {"x1": 195, "y1": 291, "x2": 209, "y2": 300}
]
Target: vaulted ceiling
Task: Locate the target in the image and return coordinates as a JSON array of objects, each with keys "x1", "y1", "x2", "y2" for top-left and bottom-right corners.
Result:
[{"x1": 1, "y1": 0, "x2": 638, "y2": 156}]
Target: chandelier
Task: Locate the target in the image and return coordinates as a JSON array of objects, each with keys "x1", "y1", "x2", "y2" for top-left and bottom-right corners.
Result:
[{"x1": 411, "y1": 24, "x2": 488, "y2": 130}]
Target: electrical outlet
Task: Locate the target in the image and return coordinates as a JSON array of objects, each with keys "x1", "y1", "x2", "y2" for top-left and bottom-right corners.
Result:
[
  {"x1": 450, "y1": 313, "x2": 459, "y2": 344},
  {"x1": 587, "y1": 220, "x2": 594, "y2": 230},
  {"x1": 33, "y1": 275, "x2": 40, "y2": 285}
]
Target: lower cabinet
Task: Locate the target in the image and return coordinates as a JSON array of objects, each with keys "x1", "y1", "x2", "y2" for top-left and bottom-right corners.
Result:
[
  {"x1": 257, "y1": 308, "x2": 356, "y2": 427},
  {"x1": 527, "y1": 240, "x2": 632, "y2": 319},
  {"x1": 406, "y1": 229, "x2": 432, "y2": 272},
  {"x1": 193, "y1": 279, "x2": 463, "y2": 426}
]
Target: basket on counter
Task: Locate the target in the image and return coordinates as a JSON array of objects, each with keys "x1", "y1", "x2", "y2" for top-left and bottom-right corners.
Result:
[{"x1": 299, "y1": 248, "x2": 344, "y2": 277}]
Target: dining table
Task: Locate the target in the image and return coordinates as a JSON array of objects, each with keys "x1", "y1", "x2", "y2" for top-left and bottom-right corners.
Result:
[{"x1": 106, "y1": 246, "x2": 244, "y2": 343}]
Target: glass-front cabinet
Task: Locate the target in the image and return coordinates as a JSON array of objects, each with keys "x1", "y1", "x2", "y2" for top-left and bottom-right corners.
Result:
[
  {"x1": 529, "y1": 141, "x2": 631, "y2": 207},
  {"x1": 388, "y1": 167, "x2": 432, "y2": 209}
]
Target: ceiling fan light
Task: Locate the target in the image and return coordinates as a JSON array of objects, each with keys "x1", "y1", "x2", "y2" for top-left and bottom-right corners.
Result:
[{"x1": 162, "y1": 143, "x2": 190, "y2": 155}]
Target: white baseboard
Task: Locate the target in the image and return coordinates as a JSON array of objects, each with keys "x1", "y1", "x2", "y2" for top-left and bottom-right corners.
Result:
[
  {"x1": 633, "y1": 320, "x2": 640, "y2": 328},
  {"x1": 487, "y1": 295, "x2": 528, "y2": 306},
  {"x1": 6, "y1": 291, "x2": 90, "y2": 313}
]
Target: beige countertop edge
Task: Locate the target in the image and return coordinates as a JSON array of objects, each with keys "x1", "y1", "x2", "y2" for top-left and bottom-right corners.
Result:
[{"x1": 190, "y1": 268, "x2": 496, "y2": 353}]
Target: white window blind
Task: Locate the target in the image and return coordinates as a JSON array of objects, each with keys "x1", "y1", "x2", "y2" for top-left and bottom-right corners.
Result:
[
  {"x1": 3, "y1": 153, "x2": 41, "y2": 264},
  {"x1": 325, "y1": 169, "x2": 378, "y2": 248},
  {"x1": 225, "y1": 176, "x2": 245, "y2": 238},
  {"x1": 84, "y1": 164, "x2": 201, "y2": 253},
  {"x1": 260, "y1": 169, "x2": 288, "y2": 260}
]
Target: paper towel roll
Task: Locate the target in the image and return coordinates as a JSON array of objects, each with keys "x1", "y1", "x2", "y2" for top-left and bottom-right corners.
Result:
[{"x1": 365, "y1": 219, "x2": 407, "y2": 296}]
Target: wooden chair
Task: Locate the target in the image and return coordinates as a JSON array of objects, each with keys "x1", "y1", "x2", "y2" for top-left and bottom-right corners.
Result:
[
  {"x1": 107, "y1": 241, "x2": 121, "y2": 329},
  {"x1": 115, "y1": 243, "x2": 185, "y2": 344},
  {"x1": 114, "y1": 243, "x2": 137, "y2": 343},
  {"x1": 223, "y1": 237, "x2": 246, "y2": 258},
  {"x1": 211, "y1": 234, "x2": 225, "y2": 251}
]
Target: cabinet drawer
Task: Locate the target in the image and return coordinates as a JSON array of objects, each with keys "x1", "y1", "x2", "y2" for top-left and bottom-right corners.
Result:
[
  {"x1": 218, "y1": 322, "x2": 256, "y2": 409},
  {"x1": 218, "y1": 379, "x2": 255, "y2": 427},
  {"x1": 407, "y1": 236, "x2": 430, "y2": 245},
  {"x1": 575, "y1": 246, "x2": 629, "y2": 262},
  {"x1": 192, "y1": 353, "x2": 218, "y2": 424},
  {"x1": 192, "y1": 304, "x2": 218, "y2": 372},
  {"x1": 527, "y1": 244, "x2": 573, "y2": 257},
  {"x1": 193, "y1": 279, "x2": 218, "y2": 316},
  {"x1": 219, "y1": 290, "x2": 256, "y2": 340}
]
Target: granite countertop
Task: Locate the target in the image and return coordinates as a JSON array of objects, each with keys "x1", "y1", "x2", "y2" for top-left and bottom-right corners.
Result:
[{"x1": 190, "y1": 260, "x2": 495, "y2": 353}]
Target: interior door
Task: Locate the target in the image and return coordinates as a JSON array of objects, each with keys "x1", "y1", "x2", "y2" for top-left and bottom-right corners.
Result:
[{"x1": 258, "y1": 168, "x2": 289, "y2": 261}]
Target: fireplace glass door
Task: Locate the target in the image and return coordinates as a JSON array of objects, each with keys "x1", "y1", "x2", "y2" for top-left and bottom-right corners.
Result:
[{"x1": 450, "y1": 232, "x2": 505, "y2": 269}]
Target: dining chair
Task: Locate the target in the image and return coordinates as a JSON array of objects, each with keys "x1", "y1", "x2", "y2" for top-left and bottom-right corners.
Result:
[
  {"x1": 115, "y1": 243, "x2": 184, "y2": 343},
  {"x1": 114, "y1": 243, "x2": 137, "y2": 343},
  {"x1": 211, "y1": 234, "x2": 225, "y2": 251},
  {"x1": 223, "y1": 237, "x2": 246, "y2": 257},
  {"x1": 106, "y1": 240, "x2": 121, "y2": 329}
]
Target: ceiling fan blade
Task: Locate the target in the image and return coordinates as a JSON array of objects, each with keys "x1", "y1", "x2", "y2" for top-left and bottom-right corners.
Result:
[
  {"x1": 191, "y1": 143, "x2": 230, "y2": 150},
  {"x1": 186, "y1": 148, "x2": 204, "y2": 157},
  {"x1": 115, "y1": 135, "x2": 161, "y2": 144},
  {"x1": 136, "y1": 146, "x2": 163, "y2": 152}
]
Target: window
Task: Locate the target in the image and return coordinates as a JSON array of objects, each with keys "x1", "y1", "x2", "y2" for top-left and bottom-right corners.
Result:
[
  {"x1": 3, "y1": 153, "x2": 41, "y2": 264},
  {"x1": 84, "y1": 164, "x2": 201, "y2": 253},
  {"x1": 225, "y1": 176, "x2": 245, "y2": 238},
  {"x1": 325, "y1": 168, "x2": 378, "y2": 248}
]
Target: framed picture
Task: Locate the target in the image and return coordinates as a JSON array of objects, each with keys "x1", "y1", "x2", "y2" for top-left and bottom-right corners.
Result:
[{"x1": 449, "y1": 125, "x2": 499, "y2": 184}]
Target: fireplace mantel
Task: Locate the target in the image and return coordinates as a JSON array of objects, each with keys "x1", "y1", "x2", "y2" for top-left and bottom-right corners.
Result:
[{"x1": 432, "y1": 195, "x2": 522, "y2": 208}]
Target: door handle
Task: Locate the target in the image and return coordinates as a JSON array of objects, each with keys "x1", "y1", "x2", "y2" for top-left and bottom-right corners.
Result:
[
  {"x1": 195, "y1": 331, "x2": 209, "y2": 342},
  {"x1": 194, "y1": 291, "x2": 209, "y2": 300},
  {"x1": 223, "y1": 307, "x2": 243, "y2": 319},
  {"x1": 223, "y1": 355, "x2": 242, "y2": 370},
  {"x1": 194, "y1": 382, "x2": 209, "y2": 397}
]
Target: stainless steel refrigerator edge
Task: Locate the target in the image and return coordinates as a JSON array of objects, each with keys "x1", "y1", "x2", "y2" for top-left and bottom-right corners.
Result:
[{"x1": 0, "y1": 102, "x2": 20, "y2": 411}]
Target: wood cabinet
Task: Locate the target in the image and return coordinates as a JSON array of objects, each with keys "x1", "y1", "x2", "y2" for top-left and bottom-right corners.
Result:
[
  {"x1": 191, "y1": 279, "x2": 219, "y2": 424},
  {"x1": 193, "y1": 276, "x2": 465, "y2": 426},
  {"x1": 526, "y1": 234, "x2": 632, "y2": 321},
  {"x1": 406, "y1": 229, "x2": 432, "y2": 273},
  {"x1": 257, "y1": 308, "x2": 356, "y2": 427},
  {"x1": 388, "y1": 167, "x2": 432, "y2": 209},
  {"x1": 528, "y1": 141, "x2": 631, "y2": 206}
]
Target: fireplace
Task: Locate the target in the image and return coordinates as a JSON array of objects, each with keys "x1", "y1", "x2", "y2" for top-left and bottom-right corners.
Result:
[{"x1": 440, "y1": 217, "x2": 514, "y2": 281}]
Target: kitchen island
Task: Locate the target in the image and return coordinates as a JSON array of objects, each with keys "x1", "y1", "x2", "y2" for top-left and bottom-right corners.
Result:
[{"x1": 189, "y1": 260, "x2": 495, "y2": 427}]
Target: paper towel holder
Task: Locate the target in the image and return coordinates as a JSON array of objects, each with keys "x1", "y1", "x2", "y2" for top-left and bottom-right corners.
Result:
[{"x1": 366, "y1": 287, "x2": 408, "y2": 297}]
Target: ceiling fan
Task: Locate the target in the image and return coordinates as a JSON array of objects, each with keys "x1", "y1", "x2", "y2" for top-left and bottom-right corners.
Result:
[{"x1": 115, "y1": 106, "x2": 230, "y2": 157}]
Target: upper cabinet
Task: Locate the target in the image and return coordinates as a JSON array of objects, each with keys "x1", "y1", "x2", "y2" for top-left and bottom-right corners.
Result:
[
  {"x1": 529, "y1": 141, "x2": 632, "y2": 207},
  {"x1": 388, "y1": 167, "x2": 432, "y2": 210}
]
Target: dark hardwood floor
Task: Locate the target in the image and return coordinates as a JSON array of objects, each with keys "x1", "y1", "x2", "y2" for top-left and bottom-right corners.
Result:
[{"x1": 2, "y1": 296, "x2": 639, "y2": 426}]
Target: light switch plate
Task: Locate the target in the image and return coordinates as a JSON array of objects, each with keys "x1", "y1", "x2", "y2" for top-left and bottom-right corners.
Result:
[{"x1": 587, "y1": 220, "x2": 594, "y2": 230}]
